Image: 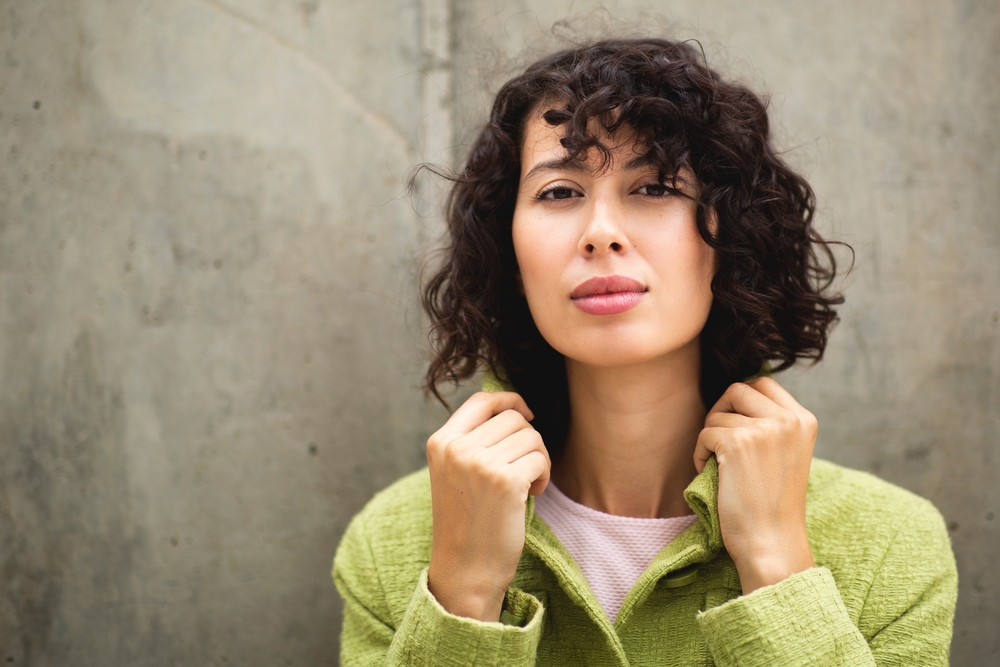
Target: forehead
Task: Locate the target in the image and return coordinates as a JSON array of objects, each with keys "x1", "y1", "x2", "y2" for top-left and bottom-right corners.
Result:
[{"x1": 519, "y1": 107, "x2": 648, "y2": 179}]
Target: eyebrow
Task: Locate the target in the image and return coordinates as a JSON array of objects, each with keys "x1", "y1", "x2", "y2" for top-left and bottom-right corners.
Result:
[{"x1": 520, "y1": 154, "x2": 659, "y2": 185}]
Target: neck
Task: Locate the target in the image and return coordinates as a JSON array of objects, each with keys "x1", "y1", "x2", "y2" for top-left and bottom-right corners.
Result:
[{"x1": 550, "y1": 341, "x2": 705, "y2": 519}]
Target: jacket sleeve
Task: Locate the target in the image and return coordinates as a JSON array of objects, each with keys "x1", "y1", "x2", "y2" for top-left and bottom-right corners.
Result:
[
  {"x1": 333, "y1": 511, "x2": 545, "y2": 667},
  {"x1": 695, "y1": 499, "x2": 957, "y2": 667}
]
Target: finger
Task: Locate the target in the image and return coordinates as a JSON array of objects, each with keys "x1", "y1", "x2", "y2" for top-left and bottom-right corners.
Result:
[
  {"x1": 482, "y1": 427, "x2": 550, "y2": 468},
  {"x1": 693, "y1": 427, "x2": 726, "y2": 473},
  {"x1": 440, "y1": 392, "x2": 533, "y2": 442},
  {"x1": 463, "y1": 409, "x2": 534, "y2": 450},
  {"x1": 746, "y1": 377, "x2": 802, "y2": 414},
  {"x1": 704, "y1": 411, "x2": 755, "y2": 430},
  {"x1": 507, "y1": 450, "x2": 551, "y2": 497},
  {"x1": 708, "y1": 382, "x2": 784, "y2": 420}
]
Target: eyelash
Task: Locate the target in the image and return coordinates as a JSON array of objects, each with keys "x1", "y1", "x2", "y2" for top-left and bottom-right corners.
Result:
[
  {"x1": 536, "y1": 185, "x2": 580, "y2": 201},
  {"x1": 637, "y1": 183, "x2": 672, "y2": 197},
  {"x1": 535, "y1": 182, "x2": 672, "y2": 201}
]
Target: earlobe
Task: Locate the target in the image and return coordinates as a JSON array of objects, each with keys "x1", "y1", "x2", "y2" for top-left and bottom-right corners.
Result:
[{"x1": 704, "y1": 206, "x2": 719, "y2": 237}]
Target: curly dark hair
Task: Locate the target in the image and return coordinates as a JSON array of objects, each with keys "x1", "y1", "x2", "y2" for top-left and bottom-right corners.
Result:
[{"x1": 421, "y1": 37, "x2": 845, "y2": 456}]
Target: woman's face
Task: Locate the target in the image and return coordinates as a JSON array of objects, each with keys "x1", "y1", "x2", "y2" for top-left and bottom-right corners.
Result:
[{"x1": 511, "y1": 111, "x2": 716, "y2": 368}]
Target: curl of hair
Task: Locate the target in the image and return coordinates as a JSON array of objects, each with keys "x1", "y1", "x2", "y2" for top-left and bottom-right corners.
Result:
[{"x1": 422, "y1": 38, "x2": 847, "y2": 455}]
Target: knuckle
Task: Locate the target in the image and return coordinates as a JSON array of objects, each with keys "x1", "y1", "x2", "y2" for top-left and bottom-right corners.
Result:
[
  {"x1": 729, "y1": 382, "x2": 750, "y2": 403},
  {"x1": 481, "y1": 464, "x2": 512, "y2": 491},
  {"x1": 802, "y1": 411, "x2": 819, "y2": 435},
  {"x1": 469, "y1": 391, "x2": 492, "y2": 405},
  {"x1": 529, "y1": 429, "x2": 545, "y2": 449},
  {"x1": 534, "y1": 436, "x2": 552, "y2": 466},
  {"x1": 731, "y1": 427, "x2": 753, "y2": 449},
  {"x1": 777, "y1": 409, "x2": 797, "y2": 427},
  {"x1": 527, "y1": 450, "x2": 550, "y2": 473},
  {"x1": 425, "y1": 433, "x2": 445, "y2": 457},
  {"x1": 761, "y1": 418, "x2": 782, "y2": 437},
  {"x1": 466, "y1": 448, "x2": 492, "y2": 475},
  {"x1": 499, "y1": 409, "x2": 526, "y2": 426},
  {"x1": 498, "y1": 469, "x2": 522, "y2": 494},
  {"x1": 538, "y1": 448, "x2": 553, "y2": 467},
  {"x1": 442, "y1": 436, "x2": 469, "y2": 462},
  {"x1": 517, "y1": 423, "x2": 538, "y2": 440}
]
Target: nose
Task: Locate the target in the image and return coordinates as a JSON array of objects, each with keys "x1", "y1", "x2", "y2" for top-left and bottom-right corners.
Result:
[{"x1": 578, "y1": 198, "x2": 631, "y2": 257}]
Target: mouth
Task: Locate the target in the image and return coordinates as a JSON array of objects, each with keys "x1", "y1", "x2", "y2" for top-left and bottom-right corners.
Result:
[{"x1": 570, "y1": 275, "x2": 647, "y2": 315}]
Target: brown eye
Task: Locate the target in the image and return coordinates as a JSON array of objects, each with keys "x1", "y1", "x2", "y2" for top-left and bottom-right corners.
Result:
[
  {"x1": 539, "y1": 186, "x2": 579, "y2": 200},
  {"x1": 637, "y1": 183, "x2": 670, "y2": 197}
]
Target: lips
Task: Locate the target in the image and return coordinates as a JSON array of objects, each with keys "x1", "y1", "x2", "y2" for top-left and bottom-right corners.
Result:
[
  {"x1": 570, "y1": 275, "x2": 647, "y2": 315},
  {"x1": 571, "y1": 275, "x2": 647, "y2": 299}
]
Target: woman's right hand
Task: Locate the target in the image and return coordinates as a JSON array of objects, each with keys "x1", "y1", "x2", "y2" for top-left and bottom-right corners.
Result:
[{"x1": 425, "y1": 391, "x2": 551, "y2": 622}]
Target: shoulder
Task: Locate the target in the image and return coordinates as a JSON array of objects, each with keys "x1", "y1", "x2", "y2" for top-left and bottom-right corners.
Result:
[
  {"x1": 806, "y1": 457, "x2": 947, "y2": 536},
  {"x1": 347, "y1": 466, "x2": 433, "y2": 541},
  {"x1": 805, "y1": 458, "x2": 956, "y2": 629},
  {"x1": 332, "y1": 468, "x2": 433, "y2": 625}
]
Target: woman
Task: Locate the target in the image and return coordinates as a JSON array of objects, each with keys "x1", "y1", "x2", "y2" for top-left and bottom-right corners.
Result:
[{"x1": 333, "y1": 38, "x2": 957, "y2": 666}]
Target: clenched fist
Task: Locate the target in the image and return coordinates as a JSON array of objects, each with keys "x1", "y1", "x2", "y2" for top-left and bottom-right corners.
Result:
[
  {"x1": 694, "y1": 377, "x2": 818, "y2": 594},
  {"x1": 426, "y1": 392, "x2": 551, "y2": 621}
]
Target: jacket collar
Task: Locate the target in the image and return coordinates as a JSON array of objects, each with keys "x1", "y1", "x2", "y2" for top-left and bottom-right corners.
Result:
[
  {"x1": 681, "y1": 455, "x2": 724, "y2": 552},
  {"x1": 523, "y1": 455, "x2": 723, "y2": 564},
  {"x1": 521, "y1": 456, "x2": 725, "y2": 641}
]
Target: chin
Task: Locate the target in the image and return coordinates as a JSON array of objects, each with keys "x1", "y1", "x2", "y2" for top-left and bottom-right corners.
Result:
[
  {"x1": 543, "y1": 323, "x2": 704, "y2": 369},
  {"x1": 551, "y1": 337, "x2": 669, "y2": 368}
]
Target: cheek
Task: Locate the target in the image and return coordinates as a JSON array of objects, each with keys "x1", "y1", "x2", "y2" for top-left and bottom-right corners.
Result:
[
  {"x1": 687, "y1": 244, "x2": 717, "y2": 323},
  {"x1": 512, "y1": 213, "x2": 567, "y2": 297},
  {"x1": 679, "y1": 239, "x2": 715, "y2": 295},
  {"x1": 695, "y1": 243, "x2": 716, "y2": 295},
  {"x1": 642, "y1": 224, "x2": 715, "y2": 309}
]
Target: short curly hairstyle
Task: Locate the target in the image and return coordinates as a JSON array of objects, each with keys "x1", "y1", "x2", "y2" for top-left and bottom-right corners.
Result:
[{"x1": 422, "y1": 37, "x2": 845, "y2": 455}]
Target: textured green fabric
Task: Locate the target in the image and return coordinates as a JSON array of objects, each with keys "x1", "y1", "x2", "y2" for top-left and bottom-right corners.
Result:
[{"x1": 333, "y1": 455, "x2": 957, "y2": 666}]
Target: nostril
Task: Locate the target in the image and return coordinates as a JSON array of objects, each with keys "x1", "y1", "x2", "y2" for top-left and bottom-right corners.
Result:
[{"x1": 611, "y1": 242, "x2": 622, "y2": 251}]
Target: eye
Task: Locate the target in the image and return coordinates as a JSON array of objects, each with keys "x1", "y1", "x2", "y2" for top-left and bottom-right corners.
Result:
[
  {"x1": 635, "y1": 183, "x2": 671, "y2": 197},
  {"x1": 537, "y1": 185, "x2": 581, "y2": 201}
]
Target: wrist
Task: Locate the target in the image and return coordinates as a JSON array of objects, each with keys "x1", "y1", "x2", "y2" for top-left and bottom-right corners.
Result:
[
  {"x1": 427, "y1": 560, "x2": 508, "y2": 622},
  {"x1": 734, "y1": 538, "x2": 815, "y2": 595}
]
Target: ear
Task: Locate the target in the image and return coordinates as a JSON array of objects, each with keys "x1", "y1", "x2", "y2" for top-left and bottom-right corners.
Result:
[{"x1": 706, "y1": 207, "x2": 719, "y2": 237}]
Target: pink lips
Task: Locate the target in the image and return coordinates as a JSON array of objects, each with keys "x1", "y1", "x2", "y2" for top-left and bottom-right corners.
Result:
[{"x1": 570, "y1": 275, "x2": 647, "y2": 315}]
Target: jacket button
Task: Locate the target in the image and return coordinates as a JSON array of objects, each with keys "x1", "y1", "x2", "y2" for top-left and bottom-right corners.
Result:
[{"x1": 663, "y1": 565, "x2": 698, "y2": 589}]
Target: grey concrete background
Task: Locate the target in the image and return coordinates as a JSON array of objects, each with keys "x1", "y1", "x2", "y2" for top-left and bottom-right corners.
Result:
[{"x1": 0, "y1": 0, "x2": 996, "y2": 665}]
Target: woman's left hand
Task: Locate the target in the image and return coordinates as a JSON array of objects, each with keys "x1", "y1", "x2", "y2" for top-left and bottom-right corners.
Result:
[{"x1": 693, "y1": 377, "x2": 817, "y2": 595}]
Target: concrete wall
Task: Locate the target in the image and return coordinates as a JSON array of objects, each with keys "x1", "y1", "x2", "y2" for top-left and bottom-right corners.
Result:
[
  {"x1": 0, "y1": 0, "x2": 451, "y2": 663},
  {"x1": 1, "y1": 0, "x2": 997, "y2": 665}
]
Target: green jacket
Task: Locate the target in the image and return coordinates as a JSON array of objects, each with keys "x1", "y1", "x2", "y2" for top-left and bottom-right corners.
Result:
[{"x1": 332, "y1": 457, "x2": 957, "y2": 666}]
